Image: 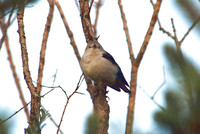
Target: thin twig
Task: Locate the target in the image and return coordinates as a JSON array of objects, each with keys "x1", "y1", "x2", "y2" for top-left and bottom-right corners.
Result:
[
  {"x1": 36, "y1": 0, "x2": 55, "y2": 93},
  {"x1": 41, "y1": 105, "x2": 64, "y2": 134},
  {"x1": 41, "y1": 85, "x2": 68, "y2": 98},
  {"x1": 154, "y1": 1, "x2": 200, "y2": 47},
  {"x1": 118, "y1": 0, "x2": 135, "y2": 64},
  {"x1": 55, "y1": 0, "x2": 81, "y2": 63},
  {"x1": 0, "y1": 75, "x2": 71, "y2": 125},
  {"x1": 139, "y1": 85, "x2": 166, "y2": 111},
  {"x1": 171, "y1": 18, "x2": 179, "y2": 45},
  {"x1": 0, "y1": 102, "x2": 31, "y2": 125},
  {"x1": 56, "y1": 74, "x2": 84, "y2": 134},
  {"x1": 151, "y1": 66, "x2": 166, "y2": 99},
  {"x1": 0, "y1": 10, "x2": 30, "y2": 122},
  {"x1": 52, "y1": 69, "x2": 58, "y2": 86},
  {"x1": 93, "y1": 0, "x2": 102, "y2": 35},
  {"x1": 74, "y1": 0, "x2": 80, "y2": 11},
  {"x1": 158, "y1": 19, "x2": 174, "y2": 39},
  {"x1": 89, "y1": 0, "x2": 94, "y2": 13},
  {"x1": 136, "y1": 0, "x2": 162, "y2": 66},
  {"x1": 180, "y1": 15, "x2": 200, "y2": 44},
  {"x1": 1, "y1": 29, "x2": 30, "y2": 122},
  {"x1": 0, "y1": 5, "x2": 15, "y2": 50}
]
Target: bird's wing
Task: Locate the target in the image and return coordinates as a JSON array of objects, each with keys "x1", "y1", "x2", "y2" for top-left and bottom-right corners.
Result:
[
  {"x1": 102, "y1": 51, "x2": 118, "y2": 65},
  {"x1": 117, "y1": 68, "x2": 129, "y2": 87},
  {"x1": 102, "y1": 51, "x2": 130, "y2": 88}
]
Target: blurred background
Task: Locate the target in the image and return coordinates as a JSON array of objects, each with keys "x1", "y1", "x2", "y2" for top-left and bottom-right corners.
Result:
[{"x1": 0, "y1": 0, "x2": 200, "y2": 133}]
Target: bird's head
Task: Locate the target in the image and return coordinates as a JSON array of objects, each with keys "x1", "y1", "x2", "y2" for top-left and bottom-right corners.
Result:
[{"x1": 85, "y1": 41, "x2": 104, "y2": 54}]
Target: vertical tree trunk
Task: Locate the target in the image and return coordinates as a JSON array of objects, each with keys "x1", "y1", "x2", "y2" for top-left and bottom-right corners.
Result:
[
  {"x1": 125, "y1": 63, "x2": 138, "y2": 134},
  {"x1": 79, "y1": 0, "x2": 110, "y2": 133},
  {"x1": 17, "y1": 2, "x2": 41, "y2": 133},
  {"x1": 92, "y1": 83, "x2": 110, "y2": 134}
]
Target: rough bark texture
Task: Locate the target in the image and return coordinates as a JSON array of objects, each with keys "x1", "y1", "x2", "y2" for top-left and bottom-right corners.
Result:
[
  {"x1": 17, "y1": 5, "x2": 41, "y2": 134},
  {"x1": 125, "y1": 63, "x2": 138, "y2": 134},
  {"x1": 79, "y1": 0, "x2": 110, "y2": 133},
  {"x1": 122, "y1": 0, "x2": 163, "y2": 133}
]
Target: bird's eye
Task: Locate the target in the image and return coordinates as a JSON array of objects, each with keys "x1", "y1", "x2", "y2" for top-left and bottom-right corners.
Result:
[{"x1": 88, "y1": 46, "x2": 91, "y2": 48}]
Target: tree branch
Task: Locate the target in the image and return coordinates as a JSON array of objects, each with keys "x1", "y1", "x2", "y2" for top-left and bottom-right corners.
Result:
[
  {"x1": 93, "y1": 0, "x2": 102, "y2": 35},
  {"x1": 41, "y1": 105, "x2": 64, "y2": 134},
  {"x1": 4, "y1": 32, "x2": 30, "y2": 121},
  {"x1": 118, "y1": 0, "x2": 135, "y2": 64},
  {"x1": 0, "y1": 5, "x2": 15, "y2": 51},
  {"x1": 36, "y1": 0, "x2": 55, "y2": 93},
  {"x1": 118, "y1": 1, "x2": 162, "y2": 133},
  {"x1": 17, "y1": 2, "x2": 36, "y2": 96},
  {"x1": 56, "y1": 74, "x2": 84, "y2": 134},
  {"x1": 180, "y1": 15, "x2": 200, "y2": 45},
  {"x1": 136, "y1": 0, "x2": 162, "y2": 66},
  {"x1": 138, "y1": 85, "x2": 166, "y2": 111},
  {"x1": 55, "y1": 0, "x2": 81, "y2": 63},
  {"x1": 0, "y1": 102, "x2": 31, "y2": 125},
  {"x1": 79, "y1": 0, "x2": 96, "y2": 42},
  {"x1": 0, "y1": 10, "x2": 30, "y2": 122},
  {"x1": 79, "y1": 1, "x2": 109, "y2": 133}
]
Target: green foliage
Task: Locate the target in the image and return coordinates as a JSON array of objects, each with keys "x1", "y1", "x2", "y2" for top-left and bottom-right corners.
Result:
[
  {"x1": 0, "y1": 118, "x2": 9, "y2": 134},
  {"x1": 0, "y1": 0, "x2": 40, "y2": 17},
  {"x1": 25, "y1": 108, "x2": 49, "y2": 134},
  {"x1": 154, "y1": 45, "x2": 200, "y2": 134},
  {"x1": 0, "y1": 110, "x2": 12, "y2": 134},
  {"x1": 85, "y1": 113, "x2": 100, "y2": 134},
  {"x1": 175, "y1": 0, "x2": 200, "y2": 34}
]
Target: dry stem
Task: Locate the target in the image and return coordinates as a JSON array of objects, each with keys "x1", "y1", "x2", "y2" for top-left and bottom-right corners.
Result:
[
  {"x1": 37, "y1": 0, "x2": 55, "y2": 93},
  {"x1": 79, "y1": 0, "x2": 110, "y2": 133},
  {"x1": 17, "y1": 2, "x2": 36, "y2": 98},
  {"x1": 0, "y1": 12, "x2": 30, "y2": 122},
  {"x1": 136, "y1": 0, "x2": 162, "y2": 66},
  {"x1": 55, "y1": 0, "x2": 81, "y2": 63},
  {"x1": 93, "y1": 0, "x2": 102, "y2": 35},
  {"x1": 56, "y1": 74, "x2": 84, "y2": 134},
  {"x1": 118, "y1": 0, "x2": 162, "y2": 133}
]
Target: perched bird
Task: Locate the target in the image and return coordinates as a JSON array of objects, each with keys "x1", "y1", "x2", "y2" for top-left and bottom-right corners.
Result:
[{"x1": 80, "y1": 40, "x2": 131, "y2": 94}]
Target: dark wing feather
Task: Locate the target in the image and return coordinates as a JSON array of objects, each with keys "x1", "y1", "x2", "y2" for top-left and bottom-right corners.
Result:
[
  {"x1": 102, "y1": 52, "x2": 118, "y2": 65},
  {"x1": 117, "y1": 68, "x2": 129, "y2": 87},
  {"x1": 103, "y1": 52, "x2": 130, "y2": 94}
]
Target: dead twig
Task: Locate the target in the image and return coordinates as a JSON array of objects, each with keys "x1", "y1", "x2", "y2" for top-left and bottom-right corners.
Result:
[
  {"x1": 0, "y1": 10, "x2": 30, "y2": 122},
  {"x1": 89, "y1": 0, "x2": 94, "y2": 13},
  {"x1": 0, "y1": 72, "x2": 72, "y2": 126},
  {"x1": 55, "y1": 0, "x2": 81, "y2": 63},
  {"x1": 118, "y1": 0, "x2": 162, "y2": 133},
  {"x1": 56, "y1": 74, "x2": 84, "y2": 134},
  {"x1": 136, "y1": 0, "x2": 162, "y2": 66},
  {"x1": 2, "y1": 30, "x2": 30, "y2": 122},
  {"x1": 155, "y1": 2, "x2": 200, "y2": 47},
  {"x1": 36, "y1": 0, "x2": 55, "y2": 93},
  {"x1": 0, "y1": 102, "x2": 31, "y2": 125},
  {"x1": 118, "y1": 0, "x2": 135, "y2": 64},
  {"x1": 139, "y1": 85, "x2": 166, "y2": 111},
  {"x1": 17, "y1": 2, "x2": 36, "y2": 97},
  {"x1": 41, "y1": 105, "x2": 64, "y2": 134},
  {"x1": 180, "y1": 15, "x2": 200, "y2": 44},
  {"x1": 0, "y1": 5, "x2": 15, "y2": 50},
  {"x1": 93, "y1": 0, "x2": 102, "y2": 35},
  {"x1": 151, "y1": 66, "x2": 166, "y2": 99}
]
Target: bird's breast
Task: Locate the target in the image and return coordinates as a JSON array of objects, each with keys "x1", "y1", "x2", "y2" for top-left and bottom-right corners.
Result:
[{"x1": 81, "y1": 54, "x2": 118, "y2": 85}]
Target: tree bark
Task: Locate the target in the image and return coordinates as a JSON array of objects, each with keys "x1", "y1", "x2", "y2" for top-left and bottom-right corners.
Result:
[{"x1": 79, "y1": 0, "x2": 110, "y2": 133}]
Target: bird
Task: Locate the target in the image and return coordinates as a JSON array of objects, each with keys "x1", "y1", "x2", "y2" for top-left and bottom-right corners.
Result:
[{"x1": 80, "y1": 40, "x2": 131, "y2": 94}]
